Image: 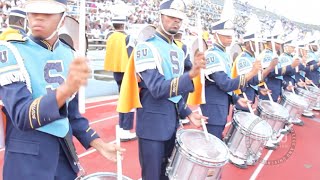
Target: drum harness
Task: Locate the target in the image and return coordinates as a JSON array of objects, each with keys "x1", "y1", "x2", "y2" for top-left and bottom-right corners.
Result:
[{"x1": 63, "y1": 133, "x2": 86, "y2": 179}]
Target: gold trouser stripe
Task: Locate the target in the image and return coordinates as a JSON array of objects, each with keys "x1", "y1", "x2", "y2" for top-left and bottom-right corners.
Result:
[{"x1": 91, "y1": 131, "x2": 97, "y2": 137}]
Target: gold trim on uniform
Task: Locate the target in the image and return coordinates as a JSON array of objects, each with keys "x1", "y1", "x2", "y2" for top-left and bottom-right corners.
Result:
[
  {"x1": 86, "y1": 127, "x2": 91, "y2": 132},
  {"x1": 170, "y1": 78, "x2": 178, "y2": 98},
  {"x1": 281, "y1": 67, "x2": 286, "y2": 75},
  {"x1": 238, "y1": 74, "x2": 246, "y2": 89},
  {"x1": 175, "y1": 77, "x2": 180, "y2": 96},
  {"x1": 28, "y1": 97, "x2": 42, "y2": 128}
]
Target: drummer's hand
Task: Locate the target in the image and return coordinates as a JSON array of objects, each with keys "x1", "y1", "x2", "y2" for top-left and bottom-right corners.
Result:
[
  {"x1": 259, "y1": 88, "x2": 271, "y2": 96},
  {"x1": 297, "y1": 81, "x2": 306, "y2": 87},
  {"x1": 189, "y1": 51, "x2": 206, "y2": 79},
  {"x1": 286, "y1": 84, "x2": 295, "y2": 91},
  {"x1": 187, "y1": 112, "x2": 208, "y2": 128},
  {"x1": 90, "y1": 138, "x2": 126, "y2": 162},
  {"x1": 237, "y1": 97, "x2": 252, "y2": 108},
  {"x1": 305, "y1": 79, "x2": 313, "y2": 85}
]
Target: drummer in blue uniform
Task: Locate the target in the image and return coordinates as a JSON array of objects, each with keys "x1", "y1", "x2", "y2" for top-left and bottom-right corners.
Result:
[
  {"x1": 132, "y1": 0, "x2": 207, "y2": 179},
  {"x1": 200, "y1": 19, "x2": 261, "y2": 141},
  {"x1": 0, "y1": 0, "x2": 124, "y2": 179},
  {"x1": 306, "y1": 38, "x2": 320, "y2": 86}
]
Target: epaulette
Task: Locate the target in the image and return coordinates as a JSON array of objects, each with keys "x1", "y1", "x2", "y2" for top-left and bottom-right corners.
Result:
[{"x1": 7, "y1": 35, "x2": 27, "y2": 43}]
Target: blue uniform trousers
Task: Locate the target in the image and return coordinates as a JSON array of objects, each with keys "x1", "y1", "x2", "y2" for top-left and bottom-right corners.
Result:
[
  {"x1": 138, "y1": 133, "x2": 176, "y2": 180},
  {"x1": 114, "y1": 72, "x2": 134, "y2": 130}
]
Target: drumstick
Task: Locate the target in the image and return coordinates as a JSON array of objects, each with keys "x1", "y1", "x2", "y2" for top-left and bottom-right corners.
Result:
[
  {"x1": 305, "y1": 77, "x2": 319, "y2": 89},
  {"x1": 288, "y1": 81, "x2": 296, "y2": 94},
  {"x1": 78, "y1": 0, "x2": 86, "y2": 114},
  {"x1": 198, "y1": 108, "x2": 209, "y2": 141},
  {"x1": 271, "y1": 37, "x2": 278, "y2": 75},
  {"x1": 299, "y1": 79, "x2": 309, "y2": 91},
  {"x1": 196, "y1": 13, "x2": 209, "y2": 141},
  {"x1": 243, "y1": 92, "x2": 254, "y2": 115},
  {"x1": 115, "y1": 125, "x2": 123, "y2": 180},
  {"x1": 263, "y1": 82, "x2": 273, "y2": 102}
]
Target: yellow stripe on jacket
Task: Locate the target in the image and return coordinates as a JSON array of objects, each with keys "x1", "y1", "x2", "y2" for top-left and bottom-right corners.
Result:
[
  {"x1": 116, "y1": 52, "x2": 142, "y2": 113},
  {"x1": 104, "y1": 32, "x2": 129, "y2": 72}
]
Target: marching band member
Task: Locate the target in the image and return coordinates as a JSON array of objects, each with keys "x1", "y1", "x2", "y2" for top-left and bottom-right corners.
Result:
[
  {"x1": 104, "y1": 15, "x2": 137, "y2": 141},
  {"x1": 0, "y1": 7, "x2": 27, "y2": 40},
  {"x1": 232, "y1": 33, "x2": 263, "y2": 112},
  {"x1": 117, "y1": 0, "x2": 207, "y2": 179},
  {"x1": 0, "y1": 0, "x2": 124, "y2": 179},
  {"x1": 200, "y1": 19, "x2": 261, "y2": 141},
  {"x1": 174, "y1": 28, "x2": 193, "y2": 124},
  {"x1": 306, "y1": 38, "x2": 320, "y2": 87}
]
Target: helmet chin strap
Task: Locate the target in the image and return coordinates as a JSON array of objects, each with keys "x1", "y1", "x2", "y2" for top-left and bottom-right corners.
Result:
[
  {"x1": 249, "y1": 41, "x2": 254, "y2": 53},
  {"x1": 214, "y1": 33, "x2": 225, "y2": 49},
  {"x1": 45, "y1": 12, "x2": 66, "y2": 41},
  {"x1": 159, "y1": 14, "x2": 176, "y2": 36}
]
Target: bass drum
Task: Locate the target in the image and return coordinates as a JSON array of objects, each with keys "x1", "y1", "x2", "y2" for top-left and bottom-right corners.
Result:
[
  {"x1": 81, "y1": 172, "x2": 132, "y2": 180},
  {"x1": 228, "y1": 43, "x2": 243, "y2": 63},
  {"x1": 59, "y1": 16, "x2": 88, "y2": 52}
]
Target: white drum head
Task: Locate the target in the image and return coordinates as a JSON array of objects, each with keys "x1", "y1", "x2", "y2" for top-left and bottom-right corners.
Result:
[
  {"x1": 177, "y1": 129, "x2": 229, "y2": 166},
  {"x1": 234, "y1": 111, "x2": 273, "y2": 138},
  {"x1": 258, "y1": 100, "x2": 290, "y2": 119},
  {"x1": 283, "y1": 91, "x2": 308, "y2": 109}
]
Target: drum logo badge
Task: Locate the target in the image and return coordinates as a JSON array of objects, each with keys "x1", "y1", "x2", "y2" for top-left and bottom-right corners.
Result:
[{"x1": 245, "y1": 117, "x2": 297, "y2": 165}]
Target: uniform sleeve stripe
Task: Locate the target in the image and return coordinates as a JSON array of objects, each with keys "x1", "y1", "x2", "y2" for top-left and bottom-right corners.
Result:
[
  {"x1": 86, "y1": 127, "x2": 91, "y2": 132},
  {"x1": 37, "y1": 97, "x2": 42, "y2": 126},
  {"x1": 0, "y1": 65, "x2": 20, "y2": 73},
  {"x1": 91, "y1": 131, "x2": 97, "y2": 137}
]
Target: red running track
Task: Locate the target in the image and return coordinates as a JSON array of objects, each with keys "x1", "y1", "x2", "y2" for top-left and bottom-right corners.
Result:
[{"x1": 0, "y1": 97, "x2": 319, "y2": 180}]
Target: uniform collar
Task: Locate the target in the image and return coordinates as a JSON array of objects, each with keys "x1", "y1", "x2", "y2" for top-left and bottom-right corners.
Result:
[
  {"x1": 284, "y1": 52, "x2": 293, "y2": 57},
  {"x1": 244, "y1": 50, "x2": 254, "y2": 57},
  {"x1": 9, "y1": 26, "x2": 26, "y2": 36},
  {"x1": 214, "y1": 43, "x2": 226, "y2": 52},
  {"x1": 29, "y1": 35, "x2": 60, "y2": 51},
  {"x1": 155, "y1": 31, "x2": 173, "y2": 44}
]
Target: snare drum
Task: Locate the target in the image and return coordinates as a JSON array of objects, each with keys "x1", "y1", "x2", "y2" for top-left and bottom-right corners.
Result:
[
  {"x1": 296, "y1": 87, "x2": 318, "y2": 112},
  {"x1": 257, "y1": 100, "x2": 289, "y2": 135},
  {"x1": 81, "y1": 172, "x2": 132, "y2": 180},
  {"x1": 306, "y1": 86, "x2": 320, "y2": 110},
  {"x1": 279, "y1": 91, "x2": 308, "y2": 121},
  {"x1": 166, "y1": 129, "x2": 229, "y2": 180},
  {"x1": 225, "y1": 111, "x2": 272, "y2": 161}
]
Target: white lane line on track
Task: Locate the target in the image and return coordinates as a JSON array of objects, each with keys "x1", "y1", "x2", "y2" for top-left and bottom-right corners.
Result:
[
  {"x1": 249, "y1": 134, "x2": 286, "y2": 180},
  {"x1": 89, "y1": 115, "x2": 118, "y2": 125},
  {"x1": 86, "y1": 101, "x2": 118, "y2": 110}
]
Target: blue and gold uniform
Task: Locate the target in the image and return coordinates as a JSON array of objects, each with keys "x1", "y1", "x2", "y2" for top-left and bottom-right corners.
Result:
[
  {"x1": 134, "y1": 31, "x2": 194, "y2": 179},
  {"x1": 200, "y1": 43, "x2": 247, "y2": 139},
  {"x1": 306, "y1": 51, "x2": 320, "y2": 86},
  {"x1": 232, "y1": 50, "x2": 259, "y2": 111},
  {"x1": 279, "y1": 52, "x2": 296, "y2": 87},
  {"x1": 0, "y1": 36, "x2": 99, "y2": 179}
]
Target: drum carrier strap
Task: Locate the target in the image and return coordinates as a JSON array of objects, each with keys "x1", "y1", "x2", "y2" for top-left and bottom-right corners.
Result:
[{"x1": 63, "y1": 133, "x2": 86, "y2": 179}]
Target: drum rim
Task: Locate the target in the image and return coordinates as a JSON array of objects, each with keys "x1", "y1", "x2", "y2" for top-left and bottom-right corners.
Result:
[
  {"x1": 282, "y1": 91, "x2": 309, "y2": 108},
  {"x1": 176, "y1": 129, "x2": 230, "y2": 166},
  {"x1": 296, "y1": 87, "x2": 318, "y2": 100},
  {"x1": 233, "y1": 111, "x2": 273, "y2": 138},
  {"x1": 81, "y1": 172, "x2": 132, "y2": 180},
  {"x1": 257, "y1": 100, "x2": 290, "y2": 120}
]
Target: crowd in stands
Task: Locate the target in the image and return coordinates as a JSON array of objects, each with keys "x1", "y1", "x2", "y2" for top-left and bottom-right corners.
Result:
[{"x1": 0, "y1": 0, "x2": 319, "y2": 41}]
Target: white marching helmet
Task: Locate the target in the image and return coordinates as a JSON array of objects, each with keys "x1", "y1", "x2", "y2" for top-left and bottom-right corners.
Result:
[
  {"x1": 159, "y1": 0, "x2": 187, "y2": 20},
  {"x1": 25, "y1": 0, "x2": 67, "y2": 14}
]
